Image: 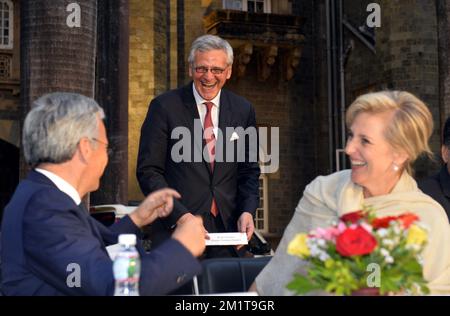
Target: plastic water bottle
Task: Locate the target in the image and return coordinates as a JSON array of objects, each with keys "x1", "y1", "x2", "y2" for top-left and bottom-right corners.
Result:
[{"x1": 113, "y1": 234, "x2": 141, "y2": 296}]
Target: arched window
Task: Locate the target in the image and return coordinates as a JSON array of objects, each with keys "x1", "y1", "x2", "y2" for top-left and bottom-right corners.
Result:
[{"x1": 0, "y1": 0, "x2": 13, "y2": 49}]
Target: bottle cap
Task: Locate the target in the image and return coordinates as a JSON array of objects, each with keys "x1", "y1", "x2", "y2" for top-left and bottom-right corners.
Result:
[{"x1": 118, "y1": 234, "x2": 137, "y2": 246}]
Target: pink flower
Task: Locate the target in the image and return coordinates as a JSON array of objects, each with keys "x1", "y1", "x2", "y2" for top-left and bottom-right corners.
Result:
[
  {"x1": 337, "y1": 222, "x2": 347, "y2": 233},
  {"x1": 361, "y1": 222, "x2": 373, "y2": 233},
  {"x1": 312, "y1": 226, "x2": 342, "y2": 241}
]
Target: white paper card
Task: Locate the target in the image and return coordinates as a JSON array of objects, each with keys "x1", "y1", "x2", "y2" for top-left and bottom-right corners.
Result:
[
  {"x1": 106, "y1": 243, "x2": 121, "y2": 260},
  {"x1": 205, "y1": 233, "x2": 248, "y2": 246}
]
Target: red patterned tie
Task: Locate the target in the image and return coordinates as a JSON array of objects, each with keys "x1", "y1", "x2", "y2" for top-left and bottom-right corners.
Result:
[{"x1": 204, "y1": 102, "x2": 218, "y2": 217}]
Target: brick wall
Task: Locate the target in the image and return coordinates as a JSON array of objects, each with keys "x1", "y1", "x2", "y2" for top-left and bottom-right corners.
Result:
[
  {"x1": 261, "y1": 0, "x2": 329, "y2": 238},
  {"x1": 443, "y1": 1, "x2": 450, "y2": 121},
  {"x1": 128, "y1": 0, "x2": 155, "y2": 201},
  {"x1": 437, "y1": 0, "x2": 450, "y2": 139},
  {"x1": 383, "y1": 0, "x2": 440, "y2": 177}
]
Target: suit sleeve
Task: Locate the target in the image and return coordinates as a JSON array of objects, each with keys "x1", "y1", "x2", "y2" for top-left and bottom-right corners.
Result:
[
  {"x1": 136, "y1": 98, "x2": 189, "y2": 228},
  {"x1": 23, "y1": 191, "x2": 200, "y2": 295},
  {"x1": 418, "y1": 179, "x2": 450, "y2": 223},
  {"x1": 139, "y1": 239, "x2": 202, "y2": 295},
  {"x1": 237, "y1": 104, "x2": 261, "y2": 216},
  {"x1": 23, "y1": 192, "x2": 118, "y2": 295}
]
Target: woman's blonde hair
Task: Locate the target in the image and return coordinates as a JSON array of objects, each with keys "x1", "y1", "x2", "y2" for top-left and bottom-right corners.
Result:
[{"x1": 346, "y1": 90, "x2": 433, "y2": 174}]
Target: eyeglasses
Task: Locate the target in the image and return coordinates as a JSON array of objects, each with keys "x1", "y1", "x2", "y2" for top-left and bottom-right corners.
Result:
[
  {"x1": 91, "y1": 138, "x2": 113, "y2": 156},
  {"x1": 194, "y1": 66, "x2": 227, "y2": 75}
]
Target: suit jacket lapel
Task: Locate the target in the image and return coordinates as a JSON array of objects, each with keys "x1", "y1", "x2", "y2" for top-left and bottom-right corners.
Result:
[
  {"x1": 218, "y1": 89, "x2": 232, "y2": 137},
  {"x1": 182, "y1": 83, "x2": 200, "y2": 125},
  {"x1": 215, "y1": 90, "x2": 233, "y2": 177},
  {"x1": 181, "y1": 83, "x2": 206, "y2": 170}
]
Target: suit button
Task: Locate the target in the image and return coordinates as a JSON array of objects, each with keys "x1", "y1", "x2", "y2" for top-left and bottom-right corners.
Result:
[{"x1": 176, "y1": 273, "x2": 187, "y2": 284}]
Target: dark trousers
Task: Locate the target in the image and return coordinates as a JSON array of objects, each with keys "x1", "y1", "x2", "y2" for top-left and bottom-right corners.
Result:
[
  {"x1": 201, "y1": 211, "x2": 240, "y2": 259},
  {"x1": 169, "y1": 212, "x2": 249, "y2": 295}
]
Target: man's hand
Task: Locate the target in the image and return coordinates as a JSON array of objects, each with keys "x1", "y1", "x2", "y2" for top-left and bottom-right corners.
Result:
[
  {"x1": 172, "y1": 215, "x2": 206, "y2": 257},
  {"x1": 236, "y1": 212, "x2": 255, "y2": 250},
  {"x1": 130, "y1": 188, "x2": 181, "y2": 228},
  {"x1": 176, "y1": 212, "x2": 196, "y2": 225},
  {"x1": 177, "y1": 212, "x2": 210, "y2": 238}
]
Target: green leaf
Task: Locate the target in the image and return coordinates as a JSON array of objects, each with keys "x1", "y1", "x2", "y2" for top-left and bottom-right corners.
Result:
[
  {"x1": 287, "y1": 274, "x2": 322, "y2": 295},
  {"x1": 402, "y1": 260, "x2": 422, "y2": 274},
  {"x1": 380, "y1": 277, "x2": 401, "y2": 294}
]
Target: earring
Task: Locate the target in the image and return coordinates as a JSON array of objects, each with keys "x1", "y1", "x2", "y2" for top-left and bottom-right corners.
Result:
[{"x1": 393, "y1": 163, "x2": 399, "y2": 172}]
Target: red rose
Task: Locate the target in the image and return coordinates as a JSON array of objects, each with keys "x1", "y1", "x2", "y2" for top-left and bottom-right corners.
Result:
[
  {"x1": 371, "y1": 216, "x2": 398, "y2": 229},
  {"x1": 397, "y1": 213, "x2": 419, "y2": 228},
  {"x1": 336, "y1": 226, "x2": 377, "y2": 256},
  {"x1": 340, "y1": 210, "x2": 365, "y2": 223}
]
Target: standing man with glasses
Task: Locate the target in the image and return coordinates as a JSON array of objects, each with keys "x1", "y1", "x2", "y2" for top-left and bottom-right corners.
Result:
[
  {"x1": 137, "y1": 35, "x2": 260, "y2": 259},
  {"x1": 1, "y1": 92, "x2": 206, "y2": 295}
]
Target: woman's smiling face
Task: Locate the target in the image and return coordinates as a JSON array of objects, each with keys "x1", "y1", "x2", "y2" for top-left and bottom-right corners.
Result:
[{"x1": 345, "y1": 111, "x2": 405, "y2": 197}]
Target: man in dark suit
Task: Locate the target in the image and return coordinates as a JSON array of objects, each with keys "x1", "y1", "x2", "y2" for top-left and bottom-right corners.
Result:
[
  {"x1": 418, "y1": 116, "x2": 450, "y2": 222},
  {"x1": 1, "y1": 92, "x2": 206, "y2": 295},
  {"x1": 137, "y1": 35, "x2": 260, "y2": 258}
]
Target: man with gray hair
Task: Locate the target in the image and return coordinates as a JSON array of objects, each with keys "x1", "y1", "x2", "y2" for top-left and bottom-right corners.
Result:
[
  {"x1": 1, "y1": 92, "x2": 206, "y2": 295},
  {"x1": 137, "y1": 34, "x2": 260, "y2": 260}
]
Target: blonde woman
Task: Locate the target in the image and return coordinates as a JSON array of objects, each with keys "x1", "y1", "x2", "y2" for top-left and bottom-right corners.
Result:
[{"x1": 252, "y1": 91, "x2": 450, "y2": 295}]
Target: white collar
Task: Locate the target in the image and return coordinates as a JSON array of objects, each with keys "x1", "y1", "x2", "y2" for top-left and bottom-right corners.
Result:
[
  {"x1": 35, "y1": 168, "x2": 81, "y2": 205},
  {"x1": 192, "y1": 83, "x2": 221, "y2": 108}
]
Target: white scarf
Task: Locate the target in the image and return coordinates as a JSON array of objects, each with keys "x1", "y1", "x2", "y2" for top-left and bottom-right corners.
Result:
[{"x1": 256, "y1": 170, "x2": 450, "y2": 295}]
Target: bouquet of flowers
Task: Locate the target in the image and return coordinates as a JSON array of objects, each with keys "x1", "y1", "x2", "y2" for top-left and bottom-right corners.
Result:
[{"x1": 286, "y1": 208, "x2": 429, "y2": 295}]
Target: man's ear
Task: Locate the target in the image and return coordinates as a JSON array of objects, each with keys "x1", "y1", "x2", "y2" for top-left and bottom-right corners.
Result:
[
  {"x1": 77, "y1": 137, "x2": 93, "y2": 163},
  {"x1": 226, "y1": 65, "x2": 232, "y2": 79},
  {"x1": 441, "y1": 145, "x2": 449, "y2": 164}
]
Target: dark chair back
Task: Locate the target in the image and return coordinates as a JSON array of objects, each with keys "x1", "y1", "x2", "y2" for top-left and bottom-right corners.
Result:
[{"x1": 196, "y1": 256, "x2": 271, "y2": 294}]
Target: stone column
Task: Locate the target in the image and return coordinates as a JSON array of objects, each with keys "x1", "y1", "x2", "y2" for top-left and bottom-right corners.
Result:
[{"x1": 91, "y1": 0, "x2": 129, "y2": 205}]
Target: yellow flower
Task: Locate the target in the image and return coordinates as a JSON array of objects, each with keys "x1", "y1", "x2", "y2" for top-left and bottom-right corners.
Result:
[
  {"x1": 406, "y1": 224, "x2": 427, "y2": 246},
  {"x1": 287, "y1": 233, "x2": 310, "y2": 258}
]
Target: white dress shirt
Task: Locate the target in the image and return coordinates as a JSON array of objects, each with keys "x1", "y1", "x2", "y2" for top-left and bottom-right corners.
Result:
[
  {"x1": 35, "y1": 168, "x2": 81, "y2": 205},
  {"x1": 192, "y1": 84, "x2": 221, "y2": 138}
]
